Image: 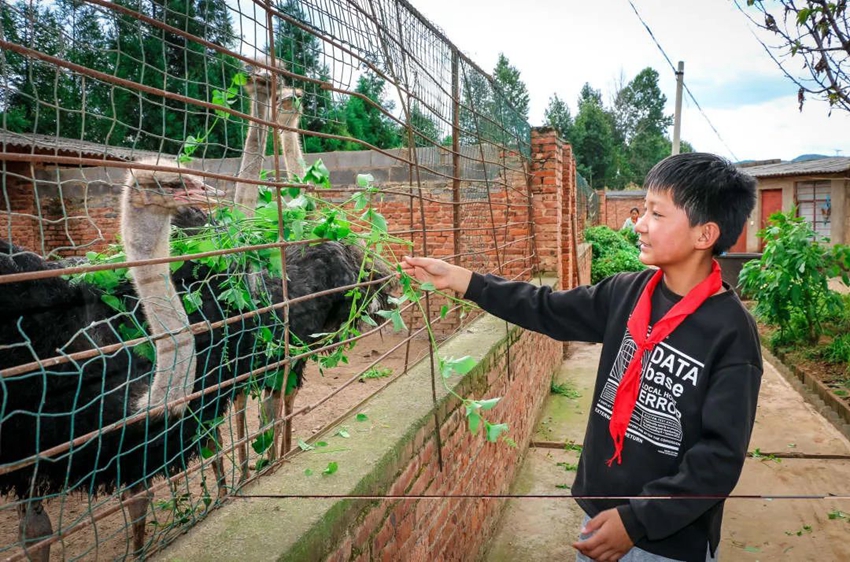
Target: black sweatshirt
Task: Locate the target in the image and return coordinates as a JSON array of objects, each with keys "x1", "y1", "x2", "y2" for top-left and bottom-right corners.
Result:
[{"x1": 464, "y1": 269, "x2": 762, "y2": 562}]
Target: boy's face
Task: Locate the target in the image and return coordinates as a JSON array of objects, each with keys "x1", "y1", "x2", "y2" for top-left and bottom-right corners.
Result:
[
  {"x1": 634, "y1": 189, "x2": 706, "y2": 268},
  {"x1": 630, "y1": 209, "x2": 639, "y2": 222}
]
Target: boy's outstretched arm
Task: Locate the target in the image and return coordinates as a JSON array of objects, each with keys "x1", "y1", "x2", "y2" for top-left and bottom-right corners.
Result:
[
  {"x1": 400, "y1": 256, "x2": 473, "y2": 294},
  {"x1": 401, "y1": 256, "x2": 613, "y2": 343}
]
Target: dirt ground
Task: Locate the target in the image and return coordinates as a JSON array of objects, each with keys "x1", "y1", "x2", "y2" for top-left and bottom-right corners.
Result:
[
  {"x1": 486, "y1": 342, "x2": 850, "y2": 562},
  {"x1": 0, "y1": 330, "x2": 431, "y2": 561}
]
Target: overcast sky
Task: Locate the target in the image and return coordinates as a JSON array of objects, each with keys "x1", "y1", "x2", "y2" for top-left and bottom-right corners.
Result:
[{"x1": 412, "y1": 0, "x2": 850, "y2": 162}]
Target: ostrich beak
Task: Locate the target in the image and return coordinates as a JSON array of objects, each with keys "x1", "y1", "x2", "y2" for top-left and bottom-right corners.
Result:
[{"x1": 175, "y1": 182, "x2": 225, "y2": 207}]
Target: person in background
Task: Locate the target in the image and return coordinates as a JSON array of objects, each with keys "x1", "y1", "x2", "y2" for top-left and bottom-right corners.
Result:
[{"x1": 622, "y1": 207, "x2": 640, "y2": 232}]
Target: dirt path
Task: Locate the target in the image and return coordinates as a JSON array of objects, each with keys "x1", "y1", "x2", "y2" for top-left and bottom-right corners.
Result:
[{"x1": 485, "y1": 342, "x2": 850, "y2": 562}]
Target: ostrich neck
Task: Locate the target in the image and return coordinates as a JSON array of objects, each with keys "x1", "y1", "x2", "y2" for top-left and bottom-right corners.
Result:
[
  {"x1": 234, "y1": 87, "x2": 271, "y2": 219},
  {"x1": 122, "y1": 198, "x2": 196, "y2": 412}
]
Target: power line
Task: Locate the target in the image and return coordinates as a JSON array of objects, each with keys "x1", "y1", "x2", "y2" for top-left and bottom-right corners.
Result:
[{"x1": 625, "y1": 0, "x2": 740, "y2": 162}]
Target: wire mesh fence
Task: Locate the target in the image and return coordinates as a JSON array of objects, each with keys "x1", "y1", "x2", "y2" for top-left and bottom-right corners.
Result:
[{"x1": 0, "y1": 0, "x2": 536, "y2": 559}]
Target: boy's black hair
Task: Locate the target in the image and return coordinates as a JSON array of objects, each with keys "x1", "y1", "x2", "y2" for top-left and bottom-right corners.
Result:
[
  {"x1": 644, "y1": 152, "x2": 757, "y2": 255},
  {"x1": 629, "y1": 207, "x2": 640, "y2": 213}
]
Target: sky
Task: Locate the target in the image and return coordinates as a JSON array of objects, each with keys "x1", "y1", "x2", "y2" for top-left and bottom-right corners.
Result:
[{"x1": 409, "y1": 0, "x2": 850, "y2": 162}]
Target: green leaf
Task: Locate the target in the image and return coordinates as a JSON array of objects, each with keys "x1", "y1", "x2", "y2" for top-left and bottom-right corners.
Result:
[
  {"x1": 182, "y1": 291, "x2": 203, "y2": 315},
  {"x1": 316, "y1": 441, "x2": 328, "y2": 447},
  {"x1": 251, "y1": 430, "x2": 274, "y2": 454},
  {"x1": 352, "y1": 191, "x2": 369, "y2": 212},
  {"x1": 336, "y1": 428, "x2": 350, "y2": 439},
  {"x1": 200, "y1": 446, "x2": 214, "y2": 459},
  {"x1": 420, "y1": 282, "x2": 436, "y2": 292},
  {"x1": 478, "y1": 397, "x2": 501, "y2": 411},
  {"x1": 297, "y1": 439, "x2": 315, "y2": 451},
  {"x1": 485, "y1": 422, "x2": 510, "y2": 443},
  {"x1": 322, "y1": 461, "x2": 338, "y2": 475},
  {"x1": 304, "y1": 468, "x2": 313, "y2": 476},
  {"x1": 467, "y1": 412, "x2": 481, "y2": 434},
  {"x1": 743, "y1": 546, "x2": 761, "y2": 553},
  {"x1": 101, "y1": 294, "x2": 125, "y2": 313},
  {"x1": 440, "y1": 305, "x2": 449, "y2": 319},
  {"x1": 443, "y1": 356, "x2": 477, "y2": 377},
  {"x1": 232, "y1": 72, "x2": 248, "y2": 86},
  {"x1": 356, "y1": 173, "x2": 374, "y2": 187},
  {"x1": 376, "y1": 309, "x2": 407, "y2": 332},
  {"x1": 796, "y1": 7, "x2": 812, "y2": 25},
  {"x1": 356, "y1": 413, "x2": 368, "y2": 422},
  {"x1": 369, "y1": 211, "x2": 388, "y2": 234}
]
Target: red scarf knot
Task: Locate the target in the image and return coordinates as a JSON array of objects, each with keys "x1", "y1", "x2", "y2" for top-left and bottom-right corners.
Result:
[{"x1": 606, "y1": 261, "x2": 723, "y2": 466}]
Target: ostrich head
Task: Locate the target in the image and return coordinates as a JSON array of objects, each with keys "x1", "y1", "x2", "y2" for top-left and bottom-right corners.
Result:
[
  {"x1": 123, "y1": 162, "x2": 223, "y2": 212},
  {"x1": 243, "y1": 55, "x2": 278, "y2": 103},
  {"x1": 278, "y1": 86, "x2": 303, "y2": 115}
]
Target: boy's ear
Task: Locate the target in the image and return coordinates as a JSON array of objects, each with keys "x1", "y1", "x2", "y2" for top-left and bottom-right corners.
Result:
[{"x1": 694, "y1": 222, "x2": 721, "y2": 251}]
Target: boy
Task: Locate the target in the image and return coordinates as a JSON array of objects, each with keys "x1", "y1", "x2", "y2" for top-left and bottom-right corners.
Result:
[{"x1": 401, "y1": 152, "x2": 761, "y2": 562}]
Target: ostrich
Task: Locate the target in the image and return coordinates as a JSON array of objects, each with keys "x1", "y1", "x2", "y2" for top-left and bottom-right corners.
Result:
[
  {"x1": 232, "y1": 57, "x2": 274, "y2": 215},
  {"x1": 0, "y1": 162, "x2": 232, "y2": 559},
  {"x1": 276, "y1": 84, "x2": 306, "y2": 181}
]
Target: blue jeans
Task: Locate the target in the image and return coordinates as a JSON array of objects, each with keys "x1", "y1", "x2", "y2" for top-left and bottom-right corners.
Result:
[{"x1": 575, "y1": 515, "x2": 718, "y2": 562}]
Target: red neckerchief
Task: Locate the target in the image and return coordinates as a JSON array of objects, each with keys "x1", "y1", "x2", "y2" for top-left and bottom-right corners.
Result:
[{"x1": 607, "y1": 260, "x2": 723, "y2": 466}]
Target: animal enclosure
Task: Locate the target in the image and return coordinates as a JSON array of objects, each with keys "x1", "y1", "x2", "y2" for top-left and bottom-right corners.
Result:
[{"x1": 0, "y1": 0, "x2": 542, "y2": 559}]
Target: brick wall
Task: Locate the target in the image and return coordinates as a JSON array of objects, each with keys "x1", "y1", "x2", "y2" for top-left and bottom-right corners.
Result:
[
  {"x1": 1, "y1": 165, "x2": 125, "y2": 257},
  {"x1": 0, "y1": 162, "x2": 38, "y2": 251},
  {"x1": 325, "y1": 323, "x2": 563, "y2": 562}
]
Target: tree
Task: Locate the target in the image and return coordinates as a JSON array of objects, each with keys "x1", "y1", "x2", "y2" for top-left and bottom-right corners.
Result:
[
  {"x1": 1, "y1": 0, "x2": 67, "y2": 135},
  {"x1": 343, "y1": 71, "x2": 400, "y2": 149},
  {"x1": 492, "y1": 53, "x2": 530, "y2": 121},
  {"x1": 578, "y1": 83, "x2": 604, "y2": 107},
  {"x1": 571, "y1": 86, "x2": 615, "y2": 189},
  {"x1": 608, "y1": 68, "x2": 675, "y2": 188},
  {"x1": 401, "y1": 102, "x2": 441, "y2": 148},
  {"x1": 459, "y1": 69, "x2": 494, "y2": 145},
  {"x1": 491, "y1": 53, "x2": 530, "y2": 147},
  {"x1": 612, "y1": 68, "x2": 672, "y2": 144},
  {"x1": 275, "y1": 0, "x2": 348, "y2": 153},
  {"x1": 742, "y1": 1, "x2": 850, "y2": 113},
  {"x1": 109, "y1": 0, "x2": 240, "y2": 155},
  {"x1": 544, "y1": 93, "x2": 573, "y2": 141}
]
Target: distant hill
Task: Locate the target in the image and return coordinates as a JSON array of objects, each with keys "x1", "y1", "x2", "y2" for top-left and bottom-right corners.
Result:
[{"x1": 791, "y1": 154, "x2": 830, "y2": 162}]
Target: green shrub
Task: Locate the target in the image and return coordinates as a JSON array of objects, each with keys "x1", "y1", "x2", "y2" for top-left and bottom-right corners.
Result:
[
  {"x1": 739, "y1": 210, "x2": 846, "y2": 344},
  {"x1": 822, "y1": 333, "x2": 850, "y2": 368},
  {"x1": 585, "y1": 225, "x2": 646, "y2": 284}
]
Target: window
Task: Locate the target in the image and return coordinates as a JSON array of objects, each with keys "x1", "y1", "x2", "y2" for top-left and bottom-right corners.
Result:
[{"x1": 796, "y1": 181, "x2": 831, "y2": 238}]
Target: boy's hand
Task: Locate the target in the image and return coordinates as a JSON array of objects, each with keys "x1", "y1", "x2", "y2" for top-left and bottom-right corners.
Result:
[
  {"x1": 400, "y1": 256, "x2": 472, "y2": 295},
  {"x1": 572, "y1": 508, "x2": 634, "y2": 562}
]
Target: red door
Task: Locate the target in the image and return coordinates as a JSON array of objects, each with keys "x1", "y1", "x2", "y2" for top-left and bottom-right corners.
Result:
[{"x1": 760, "y1": 189, "x2": 783, "y2": 250}]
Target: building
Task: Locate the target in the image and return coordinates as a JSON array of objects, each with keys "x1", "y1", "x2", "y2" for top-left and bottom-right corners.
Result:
[{"x1": 738, "y1": 157, "x2": 850, "y2": 251}]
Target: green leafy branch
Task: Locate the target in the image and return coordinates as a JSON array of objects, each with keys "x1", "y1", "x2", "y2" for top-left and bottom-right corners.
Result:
[
  {"x1": 386, "y1": 271, "x2": 513, "y2": 446},
  {"x1": 178, "y1": 72, "x2": 248, "y2": 163}
]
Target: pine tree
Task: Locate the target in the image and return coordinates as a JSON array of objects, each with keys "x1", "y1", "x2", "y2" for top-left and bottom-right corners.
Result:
[
  {"x1": 492, "y1": 53, "x2": 529, "y2": 120},
  {"x1": 544, "y1": 93, "x2": 573, "y2": 141},
  {"x1": 571, "y1": 84, "x2": 614, "y2": 189}
]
